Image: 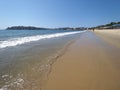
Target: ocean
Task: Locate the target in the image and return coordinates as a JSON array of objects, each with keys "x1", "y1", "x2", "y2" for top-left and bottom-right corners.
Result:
[{"x1": 0, "y1": 29, "x2": 85, "y2": 90}]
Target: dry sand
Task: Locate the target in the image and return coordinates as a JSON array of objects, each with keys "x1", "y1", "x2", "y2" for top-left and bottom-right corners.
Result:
[
  {"x1": 95, "y1": 29, "x2": 120, "y2": 48},
  {"x1": 42, "y1": 31, "x2": 120, "y2": 90}
]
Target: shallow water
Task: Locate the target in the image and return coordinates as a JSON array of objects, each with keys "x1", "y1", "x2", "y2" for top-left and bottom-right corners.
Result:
[{"x1": 0, "y1": 30, "x2": 85, "y2": 90}]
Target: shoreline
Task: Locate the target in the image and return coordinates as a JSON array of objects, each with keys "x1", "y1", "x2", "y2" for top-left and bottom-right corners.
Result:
[
  {"x1": 0, "y1": 31, "x2": 85, "y2": 90},
  {"x1": 42, "y1": 31, "x2": 120, "y2": 90},
  {"x1": 43, "y1": 36, "x2": 84, "y2": 86}
]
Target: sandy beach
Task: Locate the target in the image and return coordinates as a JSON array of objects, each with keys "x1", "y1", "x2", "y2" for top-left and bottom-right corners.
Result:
[
  {"x1": 95, "y1": 29, "x2": 120, "y2": 48},
  {"x1": 42, "y1": 30, "x2": 120, "y2": 90}
]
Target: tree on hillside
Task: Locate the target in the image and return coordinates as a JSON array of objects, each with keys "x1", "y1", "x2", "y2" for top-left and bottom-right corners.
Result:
[
  {"x1": 106, "y1": 22, "x2": 117, "y2": 26},
  {"x1": 117, "y1": 22, "x2": 120, "y2": 24}
]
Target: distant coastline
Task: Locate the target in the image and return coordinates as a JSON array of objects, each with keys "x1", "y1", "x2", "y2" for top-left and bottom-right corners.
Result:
[
  {"x1": 90, "y1": 21, "x2": 120, "y2": 30},
  {"x1": 5, "y1": 21, "x2": 120, "y2": 30},
  {"x1": 6, "y1": 26, "x2": 87, "y2": 30},
  {"x1": 6, "y1": 26, "x2": 49, "y2": 30}
]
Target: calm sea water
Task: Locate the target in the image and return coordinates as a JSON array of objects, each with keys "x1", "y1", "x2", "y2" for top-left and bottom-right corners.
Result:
[{"x1": 0, "y1": 29, "x2": 85, "y2": 90}]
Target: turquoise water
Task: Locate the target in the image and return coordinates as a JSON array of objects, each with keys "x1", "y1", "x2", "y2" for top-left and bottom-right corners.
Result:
[{"x1": 0, "y1": 30, "x2": 85, "y2": 90}]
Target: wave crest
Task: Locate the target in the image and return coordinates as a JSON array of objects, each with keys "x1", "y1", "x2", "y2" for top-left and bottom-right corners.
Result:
[{"x1": 0, "y1": 31, "x2": 85, "y2": 48}]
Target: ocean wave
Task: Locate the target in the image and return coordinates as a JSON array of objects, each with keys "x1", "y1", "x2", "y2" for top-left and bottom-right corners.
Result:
[{"x1": 0, "y1": 31, "x2": 85, "y2": 49}]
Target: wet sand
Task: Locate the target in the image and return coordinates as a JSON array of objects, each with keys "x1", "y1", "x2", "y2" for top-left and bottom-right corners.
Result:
[{"x1": 42, "y1": 31, "x2": 120, "y2": 90}]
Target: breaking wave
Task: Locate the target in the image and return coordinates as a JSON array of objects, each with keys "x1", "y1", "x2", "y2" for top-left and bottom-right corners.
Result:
[{"x1": 0, "y1": 31, "x2": 85, "y2": 49}]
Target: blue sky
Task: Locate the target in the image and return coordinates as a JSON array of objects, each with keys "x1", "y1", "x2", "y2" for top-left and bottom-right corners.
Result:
[{"x1": 0, "y1": 0, "x2": 120, "y2": 29}]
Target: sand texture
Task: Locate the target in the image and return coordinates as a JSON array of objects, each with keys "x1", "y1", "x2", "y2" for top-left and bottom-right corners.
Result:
[
  {"x1": 42, "y1": 31, "x2": 120, "y2": 90},
  {"x1": 95, "y1": 29, "x2": 120, "y2": 48}
]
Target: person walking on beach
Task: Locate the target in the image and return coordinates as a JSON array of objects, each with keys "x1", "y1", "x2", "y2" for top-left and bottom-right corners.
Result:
[{"x1": 93, "y1": 28, "x2": 95, "y2": 32}]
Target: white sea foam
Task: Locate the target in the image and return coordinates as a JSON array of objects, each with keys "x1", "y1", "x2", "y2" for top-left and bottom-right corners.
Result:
[
  {"x1": 0, "y1": 31, "x2": 86, "y2": 49},
  {"x1": 0, "y1": 78, "x2": 24, "y2": 90},
  {"x1": 0, "y1": 88, "x2": 7, "y2": 90}
]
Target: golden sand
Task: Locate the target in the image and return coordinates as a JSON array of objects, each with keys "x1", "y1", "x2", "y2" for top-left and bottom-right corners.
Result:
[
  {"x1": 95, "y1": 29, "x2": 120, "y2": 48},
  {"x1": 42, "y1": 31, "x2": 120, "y2": 90}
]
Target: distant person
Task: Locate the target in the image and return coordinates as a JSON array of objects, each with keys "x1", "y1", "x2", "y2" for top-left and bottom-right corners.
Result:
[{"x1": 93, "y1": 28, "x2": 95, "y2": 32}]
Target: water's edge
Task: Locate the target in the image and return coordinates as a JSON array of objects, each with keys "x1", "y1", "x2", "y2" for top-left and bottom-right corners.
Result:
[
  {"x1": 41, "y1": 37, "x2": 80, "y2": 90},
  {"x1": 0, "y1": 31, "x2": 85, "y2": 90}
]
